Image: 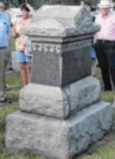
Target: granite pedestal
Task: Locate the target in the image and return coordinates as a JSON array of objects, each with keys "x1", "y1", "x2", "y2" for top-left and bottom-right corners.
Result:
[
  {"x1": 19, "y1": 76, "x2": 101, "y2": 119},
  {"x1": 6, "y1": 102, "x2": 112, "y2": 159},
  {"x1": 5, "y1": 5, "x2": 112, "y2": 159}
]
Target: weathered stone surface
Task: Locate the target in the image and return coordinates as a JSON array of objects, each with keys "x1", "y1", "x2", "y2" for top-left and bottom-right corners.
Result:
[
  {"x1": 112, "y1": 97, "x2": 115, "y2": 108},
  {"x1": 63, "y1": 76, "x2": 101, "y2": 115},
  {"x1": 5, "y1": 102, "x2": 112, "y2": 159},
  {"x1": 23, "y1": 5, "x2": 100, "y2": 37},
  {"x1": 31, "y1": 39, "x2": 92, "y2": 86},
  {"x1": 20, "y1": 83, "x2": 69, "y2": 119},
  {"x1": 19, "y1": 76, "x2": 101, "y2": 119},
  {"x1": 22, "y1": 5, "x2": 100, "y2": 86}
]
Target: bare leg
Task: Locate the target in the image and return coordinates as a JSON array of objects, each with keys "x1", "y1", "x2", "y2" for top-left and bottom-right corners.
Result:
[
  {"x1": 26, "y1": 62, "x2": 31, "y2": 84},
  {"x1": 20, "y1": 63, "x2": 27, "y2": 86}
]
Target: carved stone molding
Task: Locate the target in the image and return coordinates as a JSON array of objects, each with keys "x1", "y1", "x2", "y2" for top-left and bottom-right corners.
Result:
[{"x1": 32, "y1": 39, "x2": 92, "y2": 53}]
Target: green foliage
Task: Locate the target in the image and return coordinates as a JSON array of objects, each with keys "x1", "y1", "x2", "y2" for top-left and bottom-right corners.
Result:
[
  {"x1": 0, "y1": 0, "x2": 99, "y2": 9},
  {"x1": 28, "y1": 0, "x2": 81, "y2": 9}
]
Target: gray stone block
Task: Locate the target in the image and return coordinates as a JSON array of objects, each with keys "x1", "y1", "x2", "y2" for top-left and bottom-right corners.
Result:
[
  {"x1": 112, "y1": 98, "x2": 115, "y2": 108},
  {"x1": 23, "y1": 5, "x2": 100, "y2": 37},
  {"x1": 22, "y1": 5, "x2": 100, "y2": 87},
  {"x1": 5, "y1": 101, "x2": 112, "y2": 159},
  {"x1": 19, "y1": 76, "x2": 101, "y2": 119},
  {"x1": 32, "y1": 42, "x2": 91, "y2": 86}
]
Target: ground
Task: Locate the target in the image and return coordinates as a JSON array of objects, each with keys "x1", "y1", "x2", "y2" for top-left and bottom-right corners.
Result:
[{"x1": 0, "y1": 70, "x2": 115, "y2": 159}]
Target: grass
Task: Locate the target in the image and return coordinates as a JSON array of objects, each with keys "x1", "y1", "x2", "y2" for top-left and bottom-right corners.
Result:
[
  {"x1": 10, "y1": 37, "x2": 15, "y2": 51},
  {"x1": 78, "y1": 137, "x2": 115, "y2": 159},
  {"x1": 0, "y1": 71, "x2": 115, "y2": 159},
  {"x1": 101, "y1": 91, "x2": 114, "y2": 103}
]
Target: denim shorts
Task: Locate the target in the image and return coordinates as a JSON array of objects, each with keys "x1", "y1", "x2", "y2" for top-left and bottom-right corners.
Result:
[{"x1": 17, "y1": 51, "x2": 32, "y2": 63}]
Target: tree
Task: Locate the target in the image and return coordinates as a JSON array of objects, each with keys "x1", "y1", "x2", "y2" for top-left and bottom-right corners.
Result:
[
  {"x1": 27, "y1": 0, "x2": 81, "y2": 9},
  {"x1": 0, "y1": 0, "x2": 101, "y2": 9}
]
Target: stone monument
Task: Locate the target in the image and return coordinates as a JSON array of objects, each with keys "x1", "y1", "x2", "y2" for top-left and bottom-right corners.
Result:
[{"x1": 5, "y1": 5, "x2": 112, "y2": 159}]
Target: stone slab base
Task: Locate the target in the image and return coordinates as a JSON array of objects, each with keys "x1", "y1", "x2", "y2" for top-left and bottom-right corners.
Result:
[
  {"x1": 19, "y1": 76, "x2": 101, "y2": 119},
  {"x1": 5, "y1": 101, "x2": 112, "y2": 159},
  {"x1": 112, "y1": 97, "x2": 115, "y2": 108}
]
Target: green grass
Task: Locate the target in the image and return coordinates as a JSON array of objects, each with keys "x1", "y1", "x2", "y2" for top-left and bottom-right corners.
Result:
[
  {"x1": 78, "y1": 140, "x2": 115, "y2": 159},
  {"x1": 10, "y1": 37, "x2": 16, "y2": 51},
  {"x1": 0, "y1": 72, "x2": 115, "y2": 159},
  {"x1": 6, "y1": 73, "x2": 21, "y2": 102},
  {"x1": 0, "y1": 74, "x2": 47, "y2": 159},
  {"x1": 101, "y1": 91, "x2": 114, "y2": 103}
]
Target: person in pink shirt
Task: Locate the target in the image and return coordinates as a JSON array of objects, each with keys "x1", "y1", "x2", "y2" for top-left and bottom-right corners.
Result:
[{"x1": 94, "y1": 0, "x2": 115, "y2": 91}]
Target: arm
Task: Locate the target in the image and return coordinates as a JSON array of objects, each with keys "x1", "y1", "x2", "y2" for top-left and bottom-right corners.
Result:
[
  {"x1": 3, "y1": 13, "x2": 11, "y2": 34},
  {"x1": 12, "y1": 21, "x2": 19, "y2": 38},
  {"x1": 94, "y1": 16, "x2": 99, "y2": 43},
  {"x1": 26, "y1": 3, "x2": 36, "y2": 16}
]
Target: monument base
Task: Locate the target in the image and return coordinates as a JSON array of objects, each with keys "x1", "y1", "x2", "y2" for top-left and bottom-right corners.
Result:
[
  {"x1": 5, "y1": 102, "x2": 112, "y2": 159},
  {"x1": 19, "y1": 76, "x2": 101, "y2": 119}
]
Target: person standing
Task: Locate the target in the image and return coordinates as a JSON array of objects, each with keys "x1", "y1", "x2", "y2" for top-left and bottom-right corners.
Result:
[
  {"x1": 94, "y1": 0, "x2": 115, "y2": 91},
  {"x1": 0, "y1": 2, "x2": 14, "y2": 72},
  {"x1": 12, "y1": 4, "x2": 33, "y2": 86},
  {"x1": 0, "y1": 7, "x2": 11, "y2": 103}
]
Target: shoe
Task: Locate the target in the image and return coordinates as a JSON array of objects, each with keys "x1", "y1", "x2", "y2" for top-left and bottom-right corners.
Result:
[
  {"x1": 8, "y1": 68, "x2": 15, "y2": 72},
  {"x1": 0, "y1": 98, "x2": 12, "y2": 104}
]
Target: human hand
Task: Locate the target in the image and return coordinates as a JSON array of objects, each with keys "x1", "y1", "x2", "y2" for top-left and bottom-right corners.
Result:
[{"x1": 12, "y1": 32, "x2": 19, "y2": 38}]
